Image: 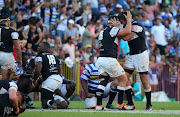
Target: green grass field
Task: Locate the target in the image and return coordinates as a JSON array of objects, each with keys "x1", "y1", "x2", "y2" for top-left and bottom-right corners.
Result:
[{"x1": 18, "y1": 101, "x2": 180, "y2": 117}]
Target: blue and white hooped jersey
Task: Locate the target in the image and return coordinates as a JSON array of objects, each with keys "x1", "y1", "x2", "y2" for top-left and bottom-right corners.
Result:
[
  {"x1": 80, "y1": 63, "x2": 100, "y2": 90},
  {"x1": 12, "y1": 62, "x2": 24, "y2": 80}
]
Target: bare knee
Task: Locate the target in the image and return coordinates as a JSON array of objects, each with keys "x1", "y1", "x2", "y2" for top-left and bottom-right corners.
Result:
[{"x1": 110, "y1": 81, "x2": 118, "y2": 89}]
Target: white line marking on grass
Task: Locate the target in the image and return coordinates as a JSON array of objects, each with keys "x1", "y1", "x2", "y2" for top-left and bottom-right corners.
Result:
[{"x1": 26, "y1": 109, "x2": 180, "y2": 114}]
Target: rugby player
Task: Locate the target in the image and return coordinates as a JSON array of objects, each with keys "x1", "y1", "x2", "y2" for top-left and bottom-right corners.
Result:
[
  {"x1": 81, "y1": 63, "x2": 118, "y2": 109},
  {"x1": 95, "y1": 11, "x2": 133, "y2": 110},
  {"x1": 119, "y1": 11, "x2": 152, "y2": 110},
  {"x1": 34, "y1": 42, "x2": 68, "y2": 109}
]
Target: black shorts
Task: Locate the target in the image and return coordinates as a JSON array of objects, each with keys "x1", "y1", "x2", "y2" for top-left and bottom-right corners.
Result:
[{"x1": 41, "y1": 88, "x2": 54, "y2": 100}]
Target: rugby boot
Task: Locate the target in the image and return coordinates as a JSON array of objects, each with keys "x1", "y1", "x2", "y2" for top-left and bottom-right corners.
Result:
[
  {"x1": 106, "y1": 103, "x2": 115, "y2": 109},
  {"x1": 145, "y1": 105, "x2": 153, "y2": 110},
  {"x1": 95, "y1": 105, "x2": 105, "y2": 111}
]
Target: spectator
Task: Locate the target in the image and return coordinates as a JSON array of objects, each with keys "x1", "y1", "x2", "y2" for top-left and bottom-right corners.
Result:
[
  {"x1": 84, "y1": 44, "x2": 92, "y2": 62},
  {"x1": 106, "y1": 3, "x2": 116, "y2": 16},
  {"x1": 87, "y1": 0, "x2": 98, "y2": 16},
  {"x1": 23, "y1": 17, "x2": 43, "y2": 55},
  {"x1": 41, "y1": 1, "x2": 52, "y2": 31},
  {"x1": 50, "y1": 1, "x2": 58, "y2": 30},
  {"x1": 129, "y1": 1, "x2": 139, "y2": 20},
  {"x1": 56, "y1": 5, "x2": 68, "y2": 43},
  {"x1": 76, "y1": 16, "x2": 85, "y2": 37},
  {"x1": 61, "y1": 36, "x2": 75, "y2": 61},
  {"x1": 119, "y1": 39, "x2": 129, "y2": 56},
  {"x1": 143, "y1": 0, "x2": 159, "y2": 22},
  {"x1": 81, "y1": 5, "x2": 92, "y2": 25},
  {"x1": 151, "y1": 18, "x2": 167, "y2": 55},
  {"x1": 169, "y1": 15, "x2": 180, "y2": 41},
  {"x1": 64, "y1": 19, "x2": 80, "y2": 44},
  {"x1": 82, "y1": 22, "x2": 99, "y2": 48},
  {"x1": 161, "y1": 6, "x2": 173, "y2": 25}
]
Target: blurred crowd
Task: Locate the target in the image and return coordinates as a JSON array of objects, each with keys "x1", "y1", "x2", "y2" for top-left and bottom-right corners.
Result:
[{"x1": 1, "y1": 0, "x2": 180, "y2": 92}]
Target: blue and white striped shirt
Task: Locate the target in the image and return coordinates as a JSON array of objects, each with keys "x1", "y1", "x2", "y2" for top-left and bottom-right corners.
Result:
[{"x1": 80, "y1": 63, "x2": 100, "y2": 90}]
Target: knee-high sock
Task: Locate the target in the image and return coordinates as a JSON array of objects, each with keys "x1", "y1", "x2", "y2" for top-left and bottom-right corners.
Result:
[
  {"x1": 117, "y1": 86, "x2": 125, "y2": 104},
  {"x1": 107, "y1": 88, "x2": 117, "y2": 105},
  {"x1": 125, "y1": 86, "x2": 134, "y2": 105}
]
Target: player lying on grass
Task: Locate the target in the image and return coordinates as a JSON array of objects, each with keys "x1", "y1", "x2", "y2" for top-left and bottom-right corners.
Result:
[
  {"x1": 0, "y1": 79, "x2": 26, "y2": 116},
  {"x1": 81, "y1": 63, "x2": 118, "y2": 109}
]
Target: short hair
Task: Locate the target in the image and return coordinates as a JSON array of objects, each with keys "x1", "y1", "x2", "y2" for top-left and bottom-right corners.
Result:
[
  {"x1": 118, "y1": 11, "x2": 127, "y2": 21},
  {"x1": 0, "y1": 13, "x2": 10, "y2": 23},
  {"x1": 67, "y1": 7, "x2": 72, "y2": 11},
  {"x1": 108, "y1": 15, "x2": 119, "y2": 21},
  {"x1": 28, "y1": 17, "x2": 37, "y2": 26},
  {"x1": 17, "y1": 75, "x2": 33, "y2": 94},
  {"x1": 144, "y1": 0, "x2": 151, "y2": 5},
  {"x1": 42, "y1": 42, "x2": 50, "y2": 50},
  {"x1": 106, "y1": 3, "x2": 111, "y2": 9},
  {"x1": 65, "y1": 53, "x2": 70, "y2": 58}
]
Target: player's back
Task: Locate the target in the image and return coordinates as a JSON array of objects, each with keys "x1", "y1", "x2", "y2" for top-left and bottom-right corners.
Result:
[
  {"x1": 128, "y1": 21, "x2": 147, "y2": 54},
  {"x1": 98, "y1": 26, "x2": 119, "y2": 58},
  {"x1": 0, "y1": 24, "x2": 18, "y2": 52},
  {"x1": 0, "y1": 94, "x2": 15, "y2": 116},
  {"x1": 81, "y1": 63, "x2": 100, "y2": 91},
  {"x1": 36, "y1": 51, "x2": 60, "y2": 81}
]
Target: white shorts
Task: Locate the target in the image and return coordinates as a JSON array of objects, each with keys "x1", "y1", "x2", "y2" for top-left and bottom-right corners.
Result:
[
  {"x1": 96, "y1": 57, "x2": 125, "y2": 77},
  {"x1": 41, "y1": 74, "x2": 63, "y2": 92},
  {"x1": 59, "y1": 84, "x2": 67, "y2": 96},
  {"x1": 124, "y1": 50, "x2": 149, "y2": 72},
  {"x1": 0, "y1": 52, "x2": 15, "y2": 70},
  {"x1": 85, "y1": 82, "x2": 112, "y2": 109}
]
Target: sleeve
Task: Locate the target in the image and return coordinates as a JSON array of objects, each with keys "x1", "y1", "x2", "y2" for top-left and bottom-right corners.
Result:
[
  {"x1": 11, "y1": 31, "x2": 19, "y2": 40},
  {"x1": 35, "y1": 55, "x2": 43, "y2": 63},
  {"x1": 80, "y1": 66, "x2": 91, "y2": 82},
  {"x1": 131, "y1": 24, "x2": 143, "y2": 34},
  {"x1": 9, "y1": 81, "x2": 18, "y2": 91},
  {"x1": 109, "y1": 27, "x2": 120, "y2": 37},
  {"x1": 61, "y1": 74, "x2": 67, "y2": 83}
]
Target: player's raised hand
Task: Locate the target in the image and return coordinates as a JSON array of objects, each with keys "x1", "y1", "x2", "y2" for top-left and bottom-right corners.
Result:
[
  {"x1": 124, "y1": 11, "x2": 132, "y2": 21},
  {"x1": 111, "y1": 17, "x2": 119, "y2": 27}
]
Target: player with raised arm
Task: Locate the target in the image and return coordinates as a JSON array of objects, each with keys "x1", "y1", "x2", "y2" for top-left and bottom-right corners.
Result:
[
  {"x1": 119, "y1": 11, "x2": 152, "y2": 110},
  {"x1": 95, "y1": 11, "x2": 133, "y2": 110}
]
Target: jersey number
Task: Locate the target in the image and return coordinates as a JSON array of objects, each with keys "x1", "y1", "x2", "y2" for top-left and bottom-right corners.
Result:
[{"x1": 47, "y1": 55, "x2": 56, "y2": 65}]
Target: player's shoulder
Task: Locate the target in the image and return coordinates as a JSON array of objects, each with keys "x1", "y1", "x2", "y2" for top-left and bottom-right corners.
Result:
[
  {"x1": 132, "y1": 21, "x2": 142, "y2": 27},
  {"x1": 3, "y1": 26, "x2": 16, "y2": 32},
  {"x1": 132, "y1": 21, "x2": 144, "y2": 32}
]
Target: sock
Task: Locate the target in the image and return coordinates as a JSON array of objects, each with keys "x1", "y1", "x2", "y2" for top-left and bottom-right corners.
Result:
[
  {"x1": 117, "y1": 86, "x2": 125, "y2": 105},
  {"x1": 144, "y1": 88, "x2": 152, "y2": 106},
  {"x1": 96, "y1": 89, "x2": 104, "y2": 105},
  {"x1": 125, "y1": 86, "x2": 134, "y2": 105},
  {"x1": 47, "y1": 100, "x2": 53, "y2": 107},
  {"x1": 107, "y1": 89, "x2": 117, "y2": 105},
  {"x1": 145, "y1": 91, "x2": 152, "y2": 106},
  {"x1": 96, "y1": 75, "x2": 109, "y2": 106}
]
